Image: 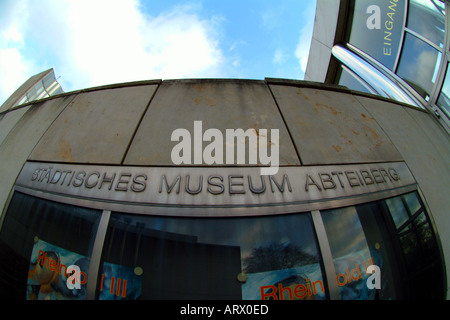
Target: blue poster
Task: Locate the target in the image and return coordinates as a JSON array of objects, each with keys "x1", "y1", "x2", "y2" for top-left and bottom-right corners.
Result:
[
  {"x1": 242, "y1": 263, "x2": 326, "y2": 300},
  {"x1": 99, "y1": 262, "x2": 142, "y2": 300},
  {"x1": 27, "y1": 239, "x2": 142, "y2": 300},
  {"x1": 27, "y1": 239, "x2": 89, "y2": 300}
]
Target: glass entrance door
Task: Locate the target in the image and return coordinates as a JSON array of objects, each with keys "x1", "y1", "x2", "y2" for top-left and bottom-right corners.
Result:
[{"x1": 321, "y1": 192, "x2": 445, "y2": 300}]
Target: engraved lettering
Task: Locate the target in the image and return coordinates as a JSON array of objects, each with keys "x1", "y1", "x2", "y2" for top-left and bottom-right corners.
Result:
[
  {"x1": 248, "y1": 175, "x2": 266, "y2": 194},
  {"x1": 43, "y1": 168, "x2": 52, "y2": 183},
  {"x1": 379, "y1": 169, "x2": 391, "y2": 182},
  {"x1": 67, "y1": 171, "x2": 75, "y2": 186},
  {"x1": 371, "y1": 169, "x2": 384, "y2": 183},
  {"x1": 331, "y1": 171, "x2": 345, "y2": 188},
  {"x1": 207, "y1": 175, "x2": 225, "y2": 195},
  {"x1": 38, "y1": 169, "x2": 47, "y2": 182},
  {"x1": 24, "y1": 163, "x2": 406, "y2": 203},
  {"x1": 72, "y1": 171, "x2": 86, "y2": 187},
  {"x1": 131, "y1": 174, "x2": 147, "y2": 192},
  {"x1": 50, "y1": 170, "x2": 62, "y2": 184},
  {"x1": 31, "y1": 169, "x2": 39, "y2": 181},
  {"x1": 115, "y1": 173, "x2": 132, "y2": 191},
  {"x1": 229, "y1": 175, "x2": 245, "y2": 194},
  {"x1": 356, "y1": 171, "x2": 365, "y2": 185},
  {"x1": 59, "y1": 170, "x2": 71, "y2": 186},
  {"x1": 305, "y1": 174, "x2": 322, "y2": 191},
  {"x1": 388, "y1": 168, "x2": 399, "y2": 181},
  {"x1": 185, "y1": 175, "x2": 203, "y2": 194},
  {"x1": 85, "y1": 172, "x2": 100, "y2": 189},
  {"x1": 319, "y1": 173, "x2": 336, "y2": 190},
  {"x1": 269, "y1": 174, "x2": 292, "y2": 193},
  {"x1": 98, "y1": 172, "x2": 116, "y2": 190},
  {"x1": 345, "y1": 171, "x2": 360, "y2": 187},
  {"x1": 360, "y1": 170, "x2": 374, "y2": 185},
  {"x1": 159, "y1": 175, "x2": 181, "y2": 194}
]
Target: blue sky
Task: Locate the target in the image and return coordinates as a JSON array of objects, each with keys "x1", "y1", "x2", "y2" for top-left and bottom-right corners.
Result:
[{"x1": 0, "y1": 0, "x2": 316, "y2": 106}]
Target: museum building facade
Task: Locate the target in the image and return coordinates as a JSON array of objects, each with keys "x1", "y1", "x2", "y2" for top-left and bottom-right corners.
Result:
[{"x1": 0, "y1": 73, "x2": 447, "y2": 299}]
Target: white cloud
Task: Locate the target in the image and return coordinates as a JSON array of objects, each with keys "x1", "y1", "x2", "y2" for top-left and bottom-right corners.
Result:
[
  {"x1": 0, "y1": 0, "x2": 226, "y2": 104},
  {"x1": 0, "y1": 48, "x2": 31, "y2": 102},
  {"x1": 273, "y1": 49, "x2": 286, "y2": 65},
  {"x1": 0, "y1": 1, "x2": 32, "y2": 104},
  {"x1": 295, "y1": 1, "x2": 316, "y2": 78}
]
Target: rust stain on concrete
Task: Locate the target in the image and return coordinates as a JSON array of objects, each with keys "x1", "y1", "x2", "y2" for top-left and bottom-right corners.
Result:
[
  {"x1": 58, "y1": 139, "x2": 73, "y2": 162},
  {"x1": 193, "y1": 96, "x2": 217, "y2": 107},
  {"x1": 296, "y1": 88, "x2": 311, "y2": 101},
  {"x1": 314, "y1": 103, "x2": 342, "y2": 116}
]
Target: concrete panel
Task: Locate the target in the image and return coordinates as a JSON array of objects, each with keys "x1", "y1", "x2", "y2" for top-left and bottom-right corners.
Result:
[
  {"x1": 356, "y1": 96, "x2": 450, "y2": 291},
  {"x1": 0, "y1": 106, "x2": 30, "y2": 145},
  {"x1": 124, "y1": 80, "x2": 300, "y2": 167},
  {"x1": 312, "y1": 0, "x2": 340, "y2": 49},
  {"x1": 405, "y1": 107, "x2": 450, "y2": 164},
  {"x1": 0, "y1": 96, "x2": 73, "y2": 214},
  {"x1": 304, "y1": 0, "x2": 341, "y2": 82},
  {"x1": 269, "y1": 85, "x2": 403, "y2": 165},
  {"x1": 304, "y1": 38, "x2": 332, "y2": 83},
  {"x1": 30, "y1": 85, "x2": 158, "y2": 164}
]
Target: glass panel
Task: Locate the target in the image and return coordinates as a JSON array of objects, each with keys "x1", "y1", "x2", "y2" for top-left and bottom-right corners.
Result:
[
  {"x1": 45, "y1": 81, "x2": 62, "y2": 96},
  {"x1": 403, "y1": 192, "x2": 421, "y2": 214},
  {"x1": 0, "y1": 192, "x2": 101, "y2": 299},
  {"x1": 398, "y1": 227, "x2": 419, "y2": 265},
  {"x1": 385, "y1": 196, "x2": 409, "y2": 228},
  {"x1": 384, "y1": 192, "x2": 444, "y2": 299},
  {"x1": 414, "y1": 213, "x2": 436, "y2": 251},
  {"x1": 322, "y1": 192, "x2": 445, "y2": 300},
  {"x1": 15, "y1": 95, "x2": 29, "y2": 107},
  {"x1": 355, "y1": 202, "x2": 405, "y2": 299},
  {"x1": 42, "y1": 74, "x2": 55, "y2": 88},
  {"x1": 337, "y1": 66, "x2": 376, "y2": 94},
  {"x1": 97, "y1": 212, "x2": 326, "y2": 300},
  {"x1": 27, "y1": 84, "x2": 45, "y2": 102},
  {"x1": 436, "y1": 63, "x2": 450, "y2": 119},
  {"x1": 407, "y1": 0, "x2": 446, "y2": 48},
  {"x1": 396, "y1": 32, "x2": 441, "y2": 99},
  {"x1": 347, "y1": 0, "x2": 407, "y2": 70},
  {"x1": 321, "y1": 206, "x2": 377, "y2": 300},
  {"x1": 42, "y1": 73, "x2": 63, "y2": 96}
]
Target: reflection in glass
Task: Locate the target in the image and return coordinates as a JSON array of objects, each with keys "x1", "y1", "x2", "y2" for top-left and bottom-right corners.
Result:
[
  {"x1": 386, "y1": 196, "x2": 410, "y2": 229},
  {"x1": 437, "y1": 63, "x2": 450, "y2": 118},
  {"x1": 12, "y1": 70, "x2": 63, "y2": 108},
  {"x1": 407, "y1": 0, "x2": 446, "y2": 48},
  {"x1": 384, "y1": 192, "x2": 444, "y2": 299},
  {"x1": 396, "y1": 32, "x2": 442, "y2": 99},
  {"x1": 337, "y1": 65, "x2": 376, "y2": 94},
  {"x1": 99, "y1": 212, "x2": 326, "y2": 300},
  {"x1": 0, "y1": 192, "x2": 101, "y2": 300},
  {"x1": 414, "y1": 213, "x2": 435, "y2": 250},
  {"x1": 322, "y1": 192, "x2": 444, "y2": 300},
  {"x1": 398, "y1": 226, "x2": 419, "y2": 265},
  {"x1": 332, "y1": 45, "x2": 423, "y2": 107},
  {"x1": 321, "y1": 207, "x2": 375, "y2": 300},
  {"x1": 346, "y1": 0, "x2": 406, "y2": 70}
]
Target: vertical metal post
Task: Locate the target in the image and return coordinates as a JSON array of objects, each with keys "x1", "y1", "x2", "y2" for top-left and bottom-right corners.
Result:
[
  {"x1": 86, "y1": 210, "x2": 111, "y2": 300},
  {"x1": 311, "y1": 210, "x2": 340, "y2": 300}
]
